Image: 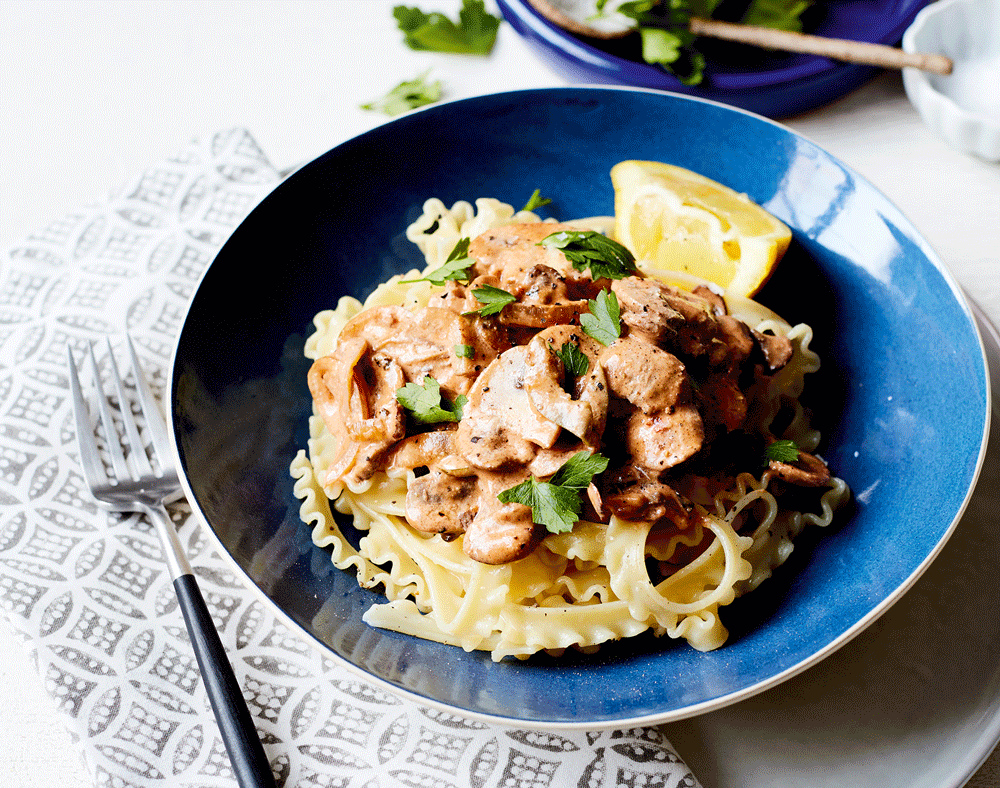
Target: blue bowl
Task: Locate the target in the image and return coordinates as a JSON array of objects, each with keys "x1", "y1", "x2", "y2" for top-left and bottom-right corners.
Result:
[
  {"x1": 498, "y1": 0, "x2": 932, "y2": 118},
  {"x1": 170, "y1": 88, "x2": 989, "y2": 728}
]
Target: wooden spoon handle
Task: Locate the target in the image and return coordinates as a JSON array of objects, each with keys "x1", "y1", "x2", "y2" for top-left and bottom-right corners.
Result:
[{"x1": 689, "y1": 17, "x2": 953, "y2": 75}]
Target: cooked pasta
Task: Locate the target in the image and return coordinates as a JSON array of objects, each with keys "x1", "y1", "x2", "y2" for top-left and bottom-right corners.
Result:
[{"x1": 291, "y1": 191, "x2": 850, "y2": 661}]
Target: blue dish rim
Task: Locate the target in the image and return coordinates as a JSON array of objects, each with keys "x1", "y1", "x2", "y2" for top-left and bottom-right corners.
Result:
[
  {"x1": 169, "y1": 85, "x2": 992, "y2": 730},
  {"x1": 497, "y1": 0, "x2": 934, "y2": 90}
]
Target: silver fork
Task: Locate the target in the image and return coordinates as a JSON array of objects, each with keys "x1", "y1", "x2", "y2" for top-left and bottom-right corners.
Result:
[{"x1": 68, "y1": 337, "x2": 276, "y2": 788}]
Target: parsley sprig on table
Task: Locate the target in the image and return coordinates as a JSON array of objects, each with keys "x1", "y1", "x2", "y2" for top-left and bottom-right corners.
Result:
[
  {"x1": 361, "y1": 69, "x2": 442, "y2": 116},
  {"x1": 394, "y1": 0, "x2": 501, "y2": 55},
  {"x1": 498, "y1": 451, "x2": 610, "y2": 534},
  {"x1": 396, "y1": 376, "x2": 467, "y2": 424}
]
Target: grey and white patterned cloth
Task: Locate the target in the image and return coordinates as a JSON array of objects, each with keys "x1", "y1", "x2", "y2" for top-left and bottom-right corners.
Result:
[{"x1": 0, "y1": 128, "x2": 701, "y2": 788}]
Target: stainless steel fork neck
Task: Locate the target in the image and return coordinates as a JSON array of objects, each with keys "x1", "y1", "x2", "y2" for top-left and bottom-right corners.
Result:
[{"x1": 145, "y1": 502, "x2": 194, "y2": 579}]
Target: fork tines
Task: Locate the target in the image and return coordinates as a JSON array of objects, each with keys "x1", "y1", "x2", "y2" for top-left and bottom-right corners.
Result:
[{"x1": 67, "y1": 336, "x2": 175, "y2": 485}]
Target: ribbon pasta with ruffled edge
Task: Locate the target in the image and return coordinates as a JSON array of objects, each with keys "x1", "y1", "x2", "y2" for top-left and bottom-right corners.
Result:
[{"x1": 290, "y1": 196, "x2": 850, "y2": 661}]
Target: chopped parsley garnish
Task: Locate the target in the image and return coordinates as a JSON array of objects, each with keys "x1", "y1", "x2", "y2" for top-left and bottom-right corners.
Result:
[
  {"x1": 360, "y1": 69, "x2": 442, "y2": 116},
  {"x1": 614, "y1": 0, "x2": 707, "y2": 85},
  {"x1": 396, "y1": 376, "x2": 467, "y2": 424},
  {"x1": 401, "y1": 237, "x2": 475, "y2": 285},
  {"x1": 639, "y1": 26, "x2": 705, "y2": 85},
  {"x1": 393, "y1": 0, "x2": 501, "y2": 55},
  {"x1": 498, "y1": 451, "x2": 610, "y2": 534},
  {"x1": 521, "y1": 189, "x2": 553, "y2": 212},
  {"x1": 463, "y1": 284, "x2": 516, "y2": 317},
  {"x1": 764, "y1": 439, "x2": 801, "y2": 464},
  {"x1": 454, "y1": 343, "x2": 474, "y2": 359},
  {"x1": 550, "y1": 340, "x2": 590, "y2": 379},
  {"x1": 580, "y1": 289, "x2": 622, "y2": 346},
  {"x1": 741, "y1": 0, "x2": 812, "y2": 31},
  {"x1": 538, "y1": 230, "x2": 637, "y2": 280},
  {"x1": 598, "y1": 0, "x2": 812, "y2": 87}
]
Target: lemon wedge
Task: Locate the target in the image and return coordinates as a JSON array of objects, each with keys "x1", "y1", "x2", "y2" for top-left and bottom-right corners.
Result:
[{"x1": 611, "y1": 160, "x2": 792, "y2": 298}]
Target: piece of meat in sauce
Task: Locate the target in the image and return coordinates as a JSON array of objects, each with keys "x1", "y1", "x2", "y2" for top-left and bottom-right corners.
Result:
[
  {"x1": 599, "y1": 335, "x2": 704, "y2": 473},
  {"x1": 463, "y1": 473, "x2": 544, "y2": 564},
  {"x1": 388, "y1": 426, "x2": 544, "y2": 563}
]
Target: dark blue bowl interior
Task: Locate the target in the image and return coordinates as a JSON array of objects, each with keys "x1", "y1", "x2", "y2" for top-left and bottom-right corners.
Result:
[
  {"x1": 497, "y1": 0, "x2": 932, "y2": 118},
  {"x1": 171, "y1": 88, "x2": 988, "y2": 726}
]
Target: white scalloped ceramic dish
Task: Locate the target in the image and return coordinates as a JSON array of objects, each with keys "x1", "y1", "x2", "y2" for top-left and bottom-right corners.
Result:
[{"x1": 902, "y1": 0, "x2": 1000, "y2": 160}]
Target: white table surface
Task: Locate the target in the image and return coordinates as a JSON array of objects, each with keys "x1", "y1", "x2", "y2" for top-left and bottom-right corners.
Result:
[{"x1": 1, "y1": 1, "x2": 998, "y2": 786}]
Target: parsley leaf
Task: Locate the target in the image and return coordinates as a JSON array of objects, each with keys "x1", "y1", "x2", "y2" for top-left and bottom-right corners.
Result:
[
  {"x1": 454, "y1": 343, "x2": 474, "y2": 358},
  {"x1": 580, "y1": 289, "x2": 622, "y2": 346},
  {"x1": 764, "y1": 439, "x2": 801, "y2": 464},
  {"x1": 639, "y1": 27, "x2": 706, "y2": 86},
  {"x1": 448, "y1": 236, "x2": 472, "y2": 260},
  {"x1": 550, "y1": 450, "x2": 610, "y2": 488},
  {"x1": 550, "y1": 340, "x2": 590, "y2": 379},
  {"x1": 498, "y1": 451, "x2": 610, "y2": 534},
  {"x1": 538, "y1": 230, "x2": 637, "y2": 280},
  {"x1": 401, "y1": 237, "x2": 476, "y2": 285},
  {"x1": 396, "y1": 377, "x2": 467, "y2": 424},
  {"x1": 521, "y1": 188, "x2": 553, "y2": 212},
  {"x1": 463, "y1": 284, "x2": 516, "y2": 317},
  {"x1": 600, "y1": 0, "x2": 812, "y2": 85},
  {"x1": 393, "y1": 0, "x2": 501, "y2": 55},
  {"x1": 742, "y1": 0, "x2": 812, "y2": 32},
  {"x1": 613, "y1": 0, "x2": 708, "y2": 85},
  {"x1": 361, "y1": 69, "x2": 442, "y2": 116}
]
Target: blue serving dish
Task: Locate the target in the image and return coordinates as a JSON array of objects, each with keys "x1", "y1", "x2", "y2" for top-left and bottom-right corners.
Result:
[
  {"x1": 498, "y1": 0, "x2": 933, "y2": 117},
  {"x1": 170, "y1": 87, "x2": 989, "y2": 728}
]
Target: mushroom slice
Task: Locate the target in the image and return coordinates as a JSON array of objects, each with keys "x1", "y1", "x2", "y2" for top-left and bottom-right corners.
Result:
[
  {"x1": 498, "y1": 262, "x2": 590, "y2": 328},
  {"x1": 387, "y1": 429, "x2": 470, "y2": 475},
  {"x1": 599, "y1": 463, "x2": 693, "y2": 529},
  {"x1": 308, "y1": 337, "x2": 406, "y2": 485},
  {"x1": 767, "y1": 450, "x2": 832, "y2": 487},
  {"x1": 521, "y1": 325, "x2": 608, "y2": 449},
  {"x1": 753, "y1": 328, "x2": 794, "y2": 371},
  {"x1": 338, "y1": 304, "x2": 509, "y2": 399},
  {"x1": 456, "y1": 346, "x2": 561, "y2": 469}
]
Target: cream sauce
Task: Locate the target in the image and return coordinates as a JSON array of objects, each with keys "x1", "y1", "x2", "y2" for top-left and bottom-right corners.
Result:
[{"x1": 308, "y1": 222, "x2": 822, "y2": 565}]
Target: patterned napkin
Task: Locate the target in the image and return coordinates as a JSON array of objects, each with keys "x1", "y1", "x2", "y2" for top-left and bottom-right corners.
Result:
[{"x1": 0, "y1": 128, "x2": 701, "y2": 788}]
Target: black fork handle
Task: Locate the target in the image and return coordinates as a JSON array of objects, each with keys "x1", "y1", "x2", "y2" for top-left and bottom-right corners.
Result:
[{"x1": 173, "y1": 573, "x2": 277, "y2": 788}]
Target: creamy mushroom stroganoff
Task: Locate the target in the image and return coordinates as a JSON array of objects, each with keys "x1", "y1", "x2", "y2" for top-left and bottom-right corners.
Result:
[{"x1": 291, "y1": 167, "x2": 850, "y2": 661}]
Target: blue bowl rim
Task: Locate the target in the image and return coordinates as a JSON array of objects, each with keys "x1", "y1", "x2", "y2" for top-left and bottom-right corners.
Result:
[
  {"x1": 169, "y1": 85, "x2": 992, "y2": 729},
  {"x1": 497, "y1": 0, "x2": 934, "y2": 91}
]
